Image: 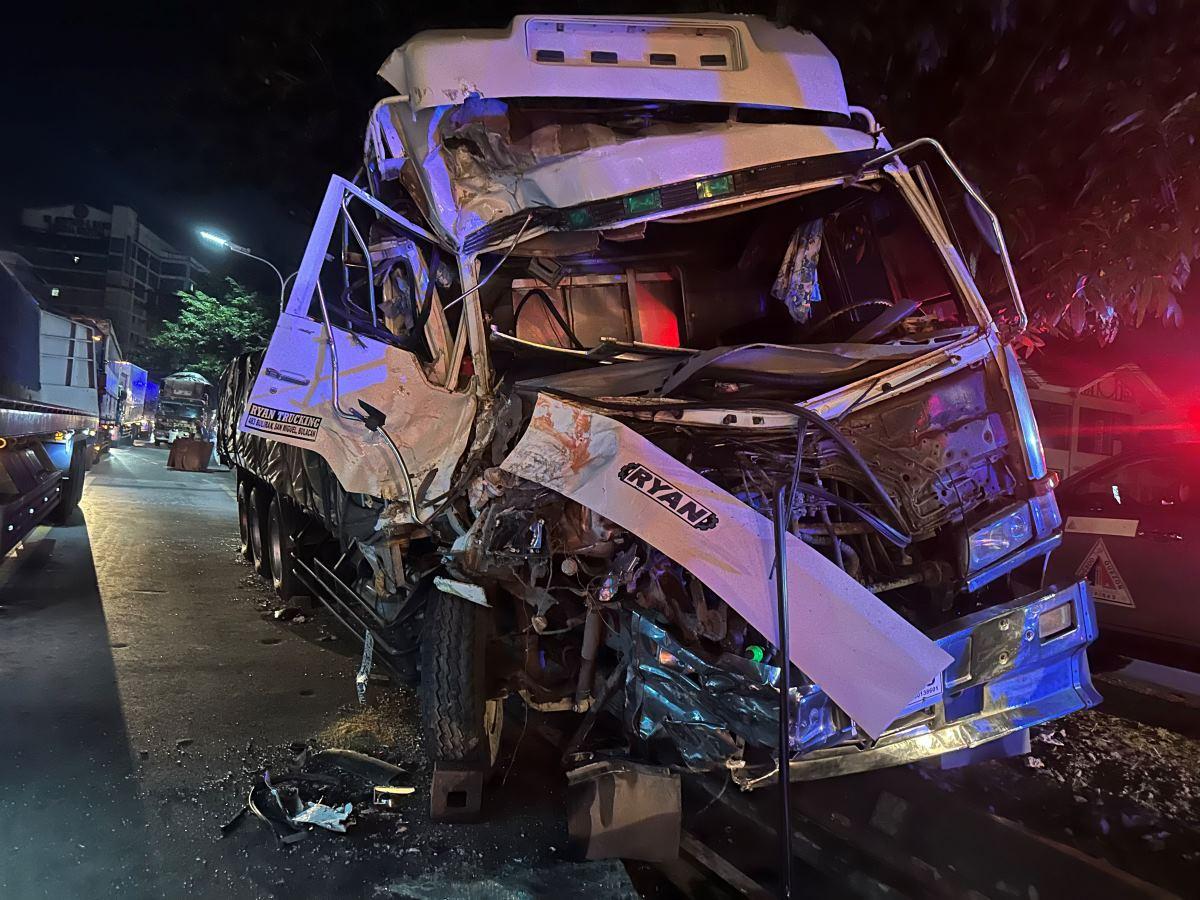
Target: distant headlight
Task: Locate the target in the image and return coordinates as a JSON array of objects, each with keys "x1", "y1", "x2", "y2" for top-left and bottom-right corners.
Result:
[{"x1": 967, "y1": 504, "x2": 1033, "y2": 572}]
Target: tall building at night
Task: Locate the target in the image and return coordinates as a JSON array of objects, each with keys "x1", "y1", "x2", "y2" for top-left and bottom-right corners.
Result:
[{"x1": 14, "y1": 204, "x2": 207, "y2": 353}]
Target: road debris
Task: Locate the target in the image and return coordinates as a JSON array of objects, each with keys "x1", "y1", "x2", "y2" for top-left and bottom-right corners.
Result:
[
  {"x1": 355, "y1": 631, "x2": 374, "y2": 705},
  {"x1": 373, "y1": 785, "x2": 414, "y2": 808},
  {"x1": 226, "y1": 742, "x2": 415, "y2": 846},
  {"x1": 291, "y1": 801, "x2": 353, "y2": 833},
  {"x1": 1030, "y1": 709, "x2": 1200, "y2": 823}
]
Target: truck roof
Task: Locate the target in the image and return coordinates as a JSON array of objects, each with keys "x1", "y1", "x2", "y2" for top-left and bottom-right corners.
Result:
[{"x1": 377, "y1": 14, "x2": 850, "y2": 116}]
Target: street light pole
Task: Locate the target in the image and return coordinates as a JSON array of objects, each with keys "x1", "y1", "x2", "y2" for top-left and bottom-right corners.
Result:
[{"x1": 198, "y1": 230, "x2": 295, "y2": 312}]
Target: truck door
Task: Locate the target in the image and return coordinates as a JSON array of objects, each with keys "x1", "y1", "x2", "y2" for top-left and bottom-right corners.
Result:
[
  {"x1": 240, "y1": 176, "x2": 477, "y2": 524},
  {"x1": 1048, "y1": 448, "x2": 1200, "y2": 655}
]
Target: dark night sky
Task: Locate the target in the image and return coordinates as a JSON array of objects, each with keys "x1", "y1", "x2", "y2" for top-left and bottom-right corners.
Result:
[
  {"x1": 0, "y1": 1, "x2": 623, "y2": 287},
  {"x1": 2, "y1": 2, "x2": 346, "y2": 289},
  {"x1": 3, "y1": 1, "x2": 1196, "y2": 393}
]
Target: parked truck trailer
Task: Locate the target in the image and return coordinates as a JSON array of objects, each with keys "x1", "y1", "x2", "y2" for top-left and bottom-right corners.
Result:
[
  {"x1": 0, "y1": 259, "x2": 98, "y2": 559},
  {"x1": 219, "y1": 15, "x2": 1098, "y2": 818}
]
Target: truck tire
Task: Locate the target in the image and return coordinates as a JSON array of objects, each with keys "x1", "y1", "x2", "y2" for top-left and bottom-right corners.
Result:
[
  {"x1": 248, "y1": 486, "x2": 272, "y2": 579},
  {"x1": 49, "y1": 440, "x2": 86, "y2": 525},
  {"x1": 267, "y1": 495, "x2": 303, "y2": 603},
  {"x1": 236, "y1": 478, "x2": 254, "y2": 561},
  {"x1": 419, "y1": 589, "x2": 503, "y2": 770}
]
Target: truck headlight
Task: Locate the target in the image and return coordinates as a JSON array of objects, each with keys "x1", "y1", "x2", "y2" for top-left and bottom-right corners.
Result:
[{"x1": 967, "y1": 504, "x2": 1033, "y2": 572}]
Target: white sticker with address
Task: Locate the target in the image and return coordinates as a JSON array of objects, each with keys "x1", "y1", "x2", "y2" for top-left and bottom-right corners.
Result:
[{"x1": 245, "y1": 403, "x2": 322, "y2": 441}]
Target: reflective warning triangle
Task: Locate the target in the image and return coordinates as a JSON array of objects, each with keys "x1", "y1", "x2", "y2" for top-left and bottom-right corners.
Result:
[{"x1": 1074, "y1": 538, "x2": 1135, "y2": 607}]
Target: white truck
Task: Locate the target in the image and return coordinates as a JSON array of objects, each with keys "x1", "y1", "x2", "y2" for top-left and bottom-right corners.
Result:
[
  {"x1": 219, "y1": 15, "x2": 1097, "y2": 818},
  {"x1": 0, "y1": 258, "x2": 99, "y2": 558}
]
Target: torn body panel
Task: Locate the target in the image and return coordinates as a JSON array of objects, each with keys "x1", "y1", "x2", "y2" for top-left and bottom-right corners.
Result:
[
  {"x1": 500, "y1": 392, "x2": 952, "y2": 738},
  {"x1": 241, "y1": 312, "x2": 475, "y2": 516},
  {"x1": 384, "y1": 100, "x2": 878, "y2": 244},
  {"x1": 629, "y1": 580, "x2": 1098, "y2": 785}
]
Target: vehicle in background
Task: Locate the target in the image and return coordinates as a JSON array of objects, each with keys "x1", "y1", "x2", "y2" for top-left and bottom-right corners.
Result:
[
  {"x1": 219, "y1": 14, "x2": 1097, "y2": 815},
  {"x1": 0, "y1": 258, "x2": 97, "y2": 559},
  {"x1": 101, "y1": 358, "x2": 150, "y2": 448},
  {"x1": 1046, "y1": 443, "x2": 1200, "y2": 671},
  {"x1": 138, "y1": 381, "x2": 160, "y2": 441},
  {"x1": 154, "y1": 371, "x2": 213, "y2": 445}
]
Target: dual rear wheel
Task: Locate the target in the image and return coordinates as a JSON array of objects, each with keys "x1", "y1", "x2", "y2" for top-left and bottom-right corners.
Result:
[{"x1": 237, "y1": 476, "x2": 301, "y2": 602}]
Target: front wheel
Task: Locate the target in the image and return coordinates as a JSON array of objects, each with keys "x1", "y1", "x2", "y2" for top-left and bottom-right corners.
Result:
[{"x1": 419, "y1": 589, "x2": 503, "y2": 770}]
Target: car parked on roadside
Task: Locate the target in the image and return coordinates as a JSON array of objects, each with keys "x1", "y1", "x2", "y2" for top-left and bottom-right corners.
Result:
[{"x1": 1046, "y1": 442, "x2": 1200, "y2": 669}]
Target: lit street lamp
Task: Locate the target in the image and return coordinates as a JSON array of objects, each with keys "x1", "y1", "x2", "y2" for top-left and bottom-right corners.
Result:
[{"x1": 198, "y1": 230, "x2": 296, "y2": 311}]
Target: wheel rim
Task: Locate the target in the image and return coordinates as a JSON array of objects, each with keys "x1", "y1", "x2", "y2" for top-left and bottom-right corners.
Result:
[
  {"x1": 238, "y1": 488, "x2": 250, "y2": 549},
  {"x1": 268, "y1": 507, "x2": 284, "y2": 590},
  {"x1": 249, "y1": 498, "x2": 264, "y2": 563}
]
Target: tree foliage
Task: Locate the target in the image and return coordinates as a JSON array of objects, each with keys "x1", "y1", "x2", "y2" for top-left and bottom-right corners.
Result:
[
  {"x1": 147, "y1": 278, "x2": 274, "y2": 382},
  {"x1": 790, "y1": 0, "x2": 1199, "y2": 351}
]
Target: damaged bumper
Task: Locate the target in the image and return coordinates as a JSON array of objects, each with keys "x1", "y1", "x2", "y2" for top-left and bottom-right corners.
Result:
[{"x1": 628, "y1": 580, "x2": 1099, "y2": 788}]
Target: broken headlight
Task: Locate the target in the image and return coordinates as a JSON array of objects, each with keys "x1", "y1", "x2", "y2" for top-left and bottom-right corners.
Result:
[{"x1": 966, "y1": 503, "x2": 1033, "y2": 572}]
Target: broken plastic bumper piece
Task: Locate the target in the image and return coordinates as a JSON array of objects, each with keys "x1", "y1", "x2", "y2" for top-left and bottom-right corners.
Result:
[{"x1": 628, "y1": 580, "x2": 1100, "y2": 788}]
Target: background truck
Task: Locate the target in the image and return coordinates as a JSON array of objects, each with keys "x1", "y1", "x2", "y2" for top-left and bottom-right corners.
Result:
[
  {"x1": 220, "y1": 14, "x2": 1097, "y2": 818},
  {"x1": 155, "y1": 371, "x2": 213, "y2": 445},
  {"x1": 104, "y1": 359, "x2": 149, "y2": 444},
  {"x1": 0, "y1": 258, "x2": 98, "y2": 559}
]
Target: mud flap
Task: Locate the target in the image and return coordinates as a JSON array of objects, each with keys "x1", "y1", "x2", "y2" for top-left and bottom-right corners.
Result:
[{"x1": 566, "y1": 761, "x2": 681, "y2": 862}]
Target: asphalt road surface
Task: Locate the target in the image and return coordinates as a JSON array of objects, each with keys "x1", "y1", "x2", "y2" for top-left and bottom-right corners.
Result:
[{"x1": 0, "y1": 444, "x2": 636, "y2": 899}]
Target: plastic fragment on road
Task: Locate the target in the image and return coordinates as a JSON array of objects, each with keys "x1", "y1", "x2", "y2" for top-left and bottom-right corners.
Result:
[
  {"x1": 373, "y1": 785, "x2": 415, "y2": 808},
  {"x1": 500, "y1": 393, "x2": 952, "y2": 739},
  {"x1": 313, "y1": 748, "x2": 414, "y2": 788},
  {"x1": 355, "y1": 630, "x2": 374, "y2": 705},
  {"x1": 290, "y1": 801, "x2": 354, "y2": 833}
]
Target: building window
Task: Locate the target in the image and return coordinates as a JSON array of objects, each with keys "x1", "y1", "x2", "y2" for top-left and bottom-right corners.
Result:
[
  {"x1": 1077, "y1": 407, "x2": 1134, "y2": 457},
  {"x1": 1032, "y1": 401, "x2": 1072, "y2": 452}
]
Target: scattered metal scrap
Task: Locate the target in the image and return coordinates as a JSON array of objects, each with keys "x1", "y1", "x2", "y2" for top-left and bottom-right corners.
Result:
[{"x1": 224, "y1": 745, "x2": 415, "y2": 846}]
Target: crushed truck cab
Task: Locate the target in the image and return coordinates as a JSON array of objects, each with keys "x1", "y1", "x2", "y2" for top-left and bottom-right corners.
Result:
[{"x1": 218, "y1": 14, "x2": 1097, "y2": 807}]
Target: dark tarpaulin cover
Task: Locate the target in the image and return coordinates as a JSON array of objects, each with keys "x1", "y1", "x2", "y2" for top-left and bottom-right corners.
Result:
[{"x1": 0, "y1": 263, "x2": 42, "y2": 390}]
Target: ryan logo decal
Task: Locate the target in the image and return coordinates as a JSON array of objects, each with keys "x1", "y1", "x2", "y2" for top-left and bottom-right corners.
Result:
[{"x1": 618, "y1": 462, "x2": 719, "y2": 531}]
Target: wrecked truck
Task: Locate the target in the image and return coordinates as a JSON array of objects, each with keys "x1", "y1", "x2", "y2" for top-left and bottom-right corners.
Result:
[{"x1": 217, "y1": 14, "x2": 1099, "y2": 811}]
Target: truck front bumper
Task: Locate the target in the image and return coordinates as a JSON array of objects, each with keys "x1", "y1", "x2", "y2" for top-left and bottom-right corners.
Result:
[
  {"x1": 774, "y1": 580, "x2": 1100, "y2": 784},
  {"x1": 627, "y1": 581, "x2": 1100, "y2": 788}
]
